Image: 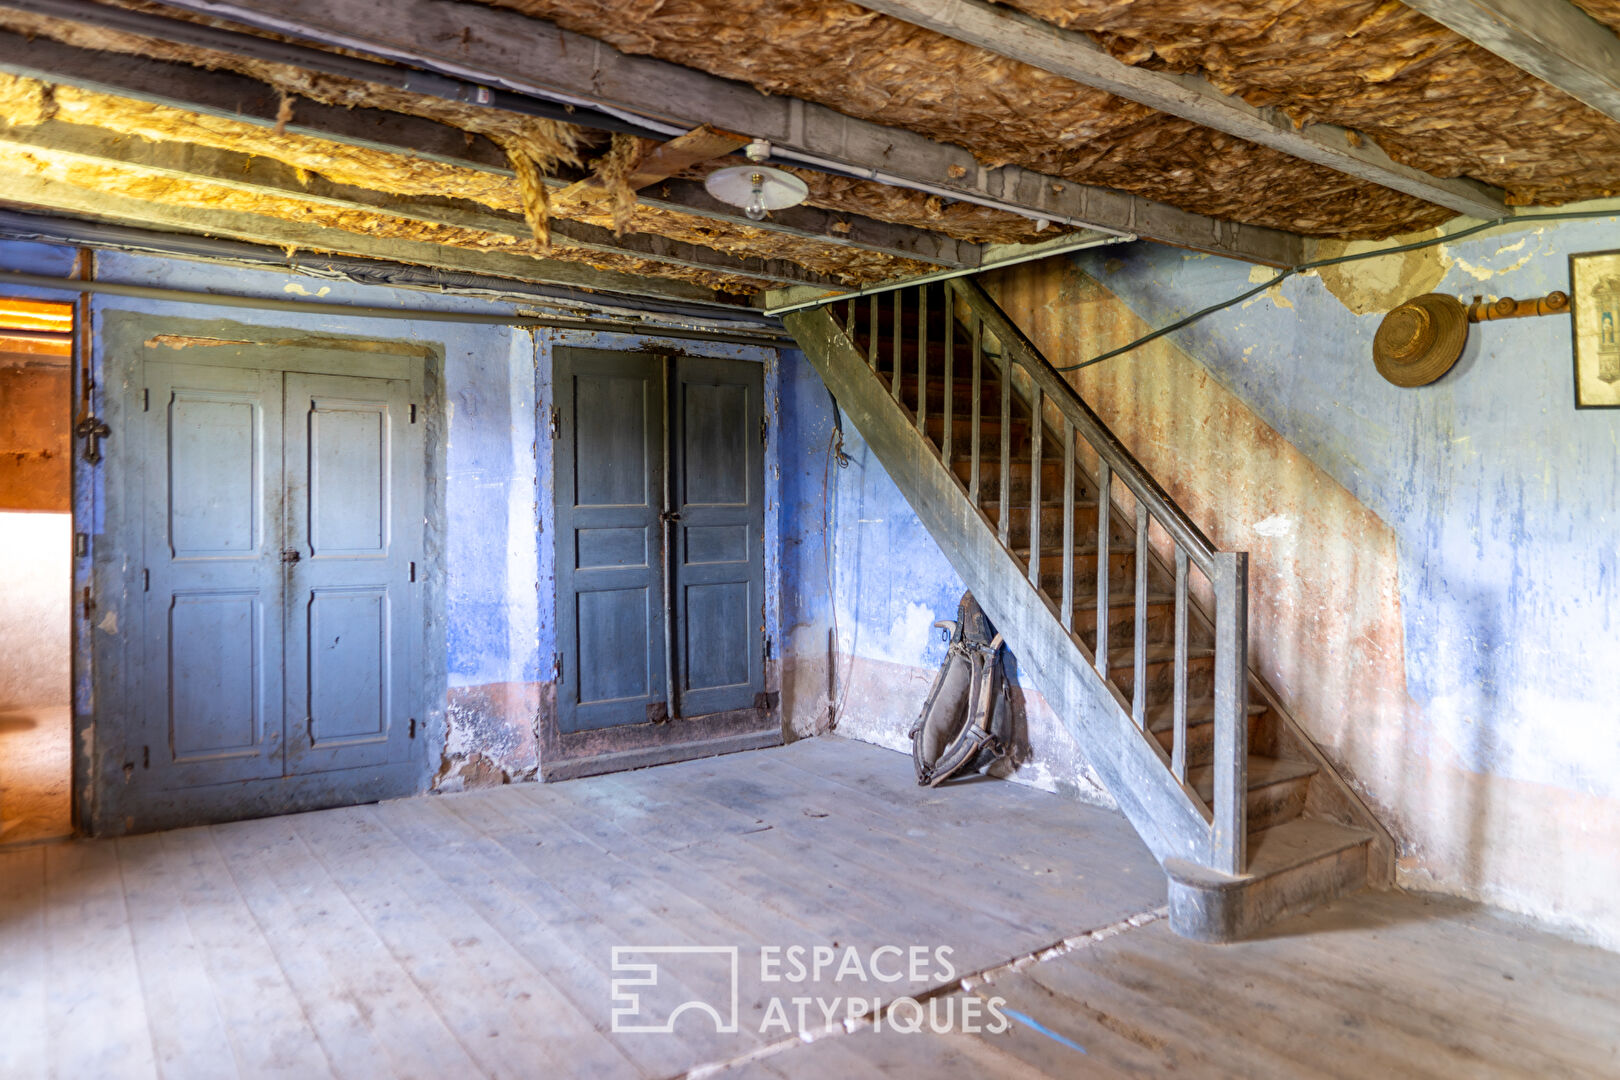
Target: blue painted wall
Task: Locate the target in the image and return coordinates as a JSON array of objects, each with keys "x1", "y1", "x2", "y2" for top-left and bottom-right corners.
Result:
[
  {"x1": 772, "y1": 215, "x2": 1620, "y2": 946},
  {"x1": 1, "y1": 240, "x2": 783, "y2": 801},
  {"x1": 773, "y1": 345, "x2": 1109, "y2": 800},
  {"x1": 1077, "y1": 222, "x2": 1620, "y2": 808}
]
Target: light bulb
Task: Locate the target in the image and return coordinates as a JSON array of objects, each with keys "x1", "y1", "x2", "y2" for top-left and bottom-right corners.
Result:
[{"x1": 745, "y1": 173, "x2": 767, "y2": 221}]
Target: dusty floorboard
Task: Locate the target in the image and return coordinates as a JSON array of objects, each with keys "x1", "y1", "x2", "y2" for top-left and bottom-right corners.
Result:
[
  {"x1": 0, "y1": 703, "x2": 71, "y2": 845},
  {"x1": 0, "y1": 736, "x2": 1616, "y2": 1078}
]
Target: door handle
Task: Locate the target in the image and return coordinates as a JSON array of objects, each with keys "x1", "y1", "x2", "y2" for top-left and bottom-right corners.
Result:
[
  {"x1": 659, "y1": 510, "x2": 681, "y2": 524},
  {"x1": 280, "y1": 549, "x2": 302, "y2": 564}
]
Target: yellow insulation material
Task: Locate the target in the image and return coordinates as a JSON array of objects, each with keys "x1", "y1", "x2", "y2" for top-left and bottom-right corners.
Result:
[
  {"x1": 0, "y1": 73, "x2": 931, "y2": 285},
  {"x1": 0, "y1": 5, "x2": 1044, "y2": 248},
  {"x1": 0, "y1": 141, "x2": 766, "y2": 293}
]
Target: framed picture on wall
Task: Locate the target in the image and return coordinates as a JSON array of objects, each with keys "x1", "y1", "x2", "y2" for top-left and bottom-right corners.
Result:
[{"x1": 1571, "y1": 249, "x2": 1620, "y2": 408}]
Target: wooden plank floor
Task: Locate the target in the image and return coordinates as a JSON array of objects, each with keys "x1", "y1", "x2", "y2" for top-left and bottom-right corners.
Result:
[
  {"x1": 2, "y1": 735, "x2": 1617, "y2": 1079},
  {"x1": 0, "y1": 704, "x2": 72, "y2": 845}
]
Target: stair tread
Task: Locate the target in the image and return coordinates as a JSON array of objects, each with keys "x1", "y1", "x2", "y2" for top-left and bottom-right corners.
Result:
[
  {"x1": 981, "y1": 499, "x2": 1100, "y2": 512},
  {"x1": 1074, "y1": 590, "x2": 1174, "y2": 611},
  {"x1": 1145, "y1": 699, "x2": 1268, "y2": 733},
  {"x1": 1105, "y1": 641, "x2": 1214, "y2": 670},
  {"x1": 1187, "y1": 755, "x2": 1317, "y2": 798},
  {"x1": 1241, "y1": 818, "x2": 1375, "y2": 879}
]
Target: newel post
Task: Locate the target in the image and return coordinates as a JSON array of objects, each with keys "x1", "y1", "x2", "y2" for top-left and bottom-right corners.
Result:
[{"x1": 1212, "y1": 551, "x2": 1249, "y2": 876}]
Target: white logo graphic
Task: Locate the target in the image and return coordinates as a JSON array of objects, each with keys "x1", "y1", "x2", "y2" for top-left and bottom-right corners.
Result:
[{"x1": 610, "y1": 946, "x2": 740, "y2": 1034}]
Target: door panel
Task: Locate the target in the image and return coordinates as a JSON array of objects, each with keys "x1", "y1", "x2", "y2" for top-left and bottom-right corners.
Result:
[
  {"x1": 672, "y1": 357, "x2": 765, "y2": 717},
  {"x1": 283, "y1": 372, "x2": 418, "y2": 774},
  {"x1": 308, "y1": 403, "x2": 389, "y2": 555},
  {"x1": 141, "y1": 362, "x2": 284, "y2": 785},
  {"x1": 554, "y1": 348, "x2": 667, "y2": 734}
]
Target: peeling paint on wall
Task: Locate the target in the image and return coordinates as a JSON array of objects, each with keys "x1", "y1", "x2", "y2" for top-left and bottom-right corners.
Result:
[{"x1": 1054, "y1": 217, "x2": 1620, "y2": 950}]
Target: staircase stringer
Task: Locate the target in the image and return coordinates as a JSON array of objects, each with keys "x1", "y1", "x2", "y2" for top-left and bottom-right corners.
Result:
[{"x1": 787, "y1": 304, "x2": 1215, "y2": 869}]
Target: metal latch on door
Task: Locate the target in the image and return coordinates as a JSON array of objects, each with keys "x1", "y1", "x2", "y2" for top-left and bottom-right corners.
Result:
[{"x1": 280, "y1": 549, "x2": 301, "y2": 564}]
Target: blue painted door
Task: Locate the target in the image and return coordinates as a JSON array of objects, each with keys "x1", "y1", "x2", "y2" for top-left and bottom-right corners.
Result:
[
  {"x1": 672, "y1": 357, "x2": 765, "y2": 716},
  {"x1": 140, "y1": 361, "x2": 285, "y2": 787},
  {"x1": 282, "y1": 372, "x2": 419, "y2": 774},
  {"x1": 554, "y1": 349, "x2": 668, "y2": 733},
  {"x1": 553, "y1": 348, "x2": 766, "y2": 740},
  {"x1": 138, "y1": 360, "x2": 420, "y2": 799}
]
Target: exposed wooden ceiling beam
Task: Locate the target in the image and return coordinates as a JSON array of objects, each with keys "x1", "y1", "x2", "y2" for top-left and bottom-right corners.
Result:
[
  {"x1": 0, "y1": 134, "x2": 752, "y2": 307},
  {"x1": 853, "y1": 0, "x2": 1510, "y2": 220},
  {"x1": 551, "y1": 125, "x2": 751, "y2": 212},
  {"x1": 1401, "y1": 0, "x2": 1620, "y2": 126},
  {"x1": 0, "y1": 117, "x2": 846, "y2": 289},
  {"x1": 142, "y1": 0, "x2": 1306, "y2": 266},
  {"x1": 0, "y1": 178, "x2": 737, "y2": 307},
  {"x1": 0, "y1": 24, "x2": 979, "y2": 271}
]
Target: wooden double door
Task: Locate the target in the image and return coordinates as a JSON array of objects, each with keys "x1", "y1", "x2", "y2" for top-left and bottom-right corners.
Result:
[
  {"x1": 122, "y1": 340, "x2": 424, "y2": 828},
  {"x1": 550, "y1": 348, "x2": 775, "y2": 777}
]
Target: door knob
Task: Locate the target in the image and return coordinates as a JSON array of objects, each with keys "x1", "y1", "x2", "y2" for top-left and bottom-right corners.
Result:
[{"x1": 280, "y1": 549, "x2": 301, "y2": 564}]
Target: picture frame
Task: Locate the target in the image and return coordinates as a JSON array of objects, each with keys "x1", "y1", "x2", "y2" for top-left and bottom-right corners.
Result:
[{"x1": 1570, "y1": 248, "x2": 1620, "y2": 409}]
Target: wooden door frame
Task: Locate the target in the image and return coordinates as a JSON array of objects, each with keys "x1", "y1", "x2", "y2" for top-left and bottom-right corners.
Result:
[
  {"x1": 78, "y1": 312, "x2": 447, "y2": 836},
  {"x1": 539, "y1": 340, "x2": 782, "y2": 781}
]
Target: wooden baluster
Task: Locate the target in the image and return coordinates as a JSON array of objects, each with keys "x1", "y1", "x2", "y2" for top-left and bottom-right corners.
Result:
[
  {"x1": 1061, "y1": 419, "x2": 1075, "y2": 633},
  {"x1": 1027, "y1": 386, "x2": 1041, "y2": 583},
  {"x1": 1172, "y1": 547, "x2": 1190, "y2": 783},
  {"x1": 916, "y1": 286, "x2": 928, "y2": 433},
  {"x1": 1095, "y1": 459, "x2": 1110, "y2": 679},
  {"x1": 1212, "y1": 551, "x2": 1249, "y2": 875},
  {"x1": 891, "y1": 288, "x2": 903, "y2": 402},
  {"x1": 998, "y1": 337, "x2": 1011, "y2": 548},
  {"x1": 1133, "y1": 502, "x2": 1149, "y2": 729},
  {"x1": 941, "y1": 296, "x2": 954, "y2": 463},
  {"x1": 868, "y1": 294, "x2": 879, "y2": 369},
  {"x1": 969, "y1": 314, "x2": 982, "y2": 504}
]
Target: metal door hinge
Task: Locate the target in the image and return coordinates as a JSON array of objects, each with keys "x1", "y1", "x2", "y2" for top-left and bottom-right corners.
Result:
[
  {"x1": 75, "y1": 415, "x2": 110, "y2": 463},
  {"x1": 764, "y1": 635, "x2": 773, "y2": 660},
  {"x1": 142, "y1": 568, "x2": 149, "y2": 592},
  {"x1": 409, "y1": 403, "x2": 418, "y2": 423},
  {"x1": 142, "y1": 388, "x2": 149, "y2": 411},
  {"x1": 549, "y1": 405, "x2": 562, "y2": 439},
  {"x1": 74, "y1": 532, "x2": 88, "y2": 557},
  {"x1": 408, "y1": 717, "x2": 417, "y2": 739},
  {"x1": 552, "y1": 653, "x2": 563, "y2": 683},
  {"x1": 409, "y1": 561, "x2": 416, "y2": 583},
  {"x1": 760, "y1": 416, "x2": 768, "y2": 445},
  {"x1": 82, "y1": 586, "x2": 94, "y2": 620}
]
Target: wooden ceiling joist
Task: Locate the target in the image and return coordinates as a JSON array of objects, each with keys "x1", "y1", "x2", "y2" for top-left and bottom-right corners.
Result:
[
  {"x1": 0, "y1": 116, "x2": 851, "y2": 289},
  {"x1": 1401, "y1": 0, "x2": 1620, "y2": 126},
  {"x1": 0, "y1": 22, "x2": 980, "y2": 271},
  {"x1": 0, "y1": 162, "x2": 738, "y2": 306},
  {"x1": 144, "y1": 0, "x2": 1306, "y2": 266},
  {"x1": 853, "y1": 0, "x2": 1510, "y2": 221}
]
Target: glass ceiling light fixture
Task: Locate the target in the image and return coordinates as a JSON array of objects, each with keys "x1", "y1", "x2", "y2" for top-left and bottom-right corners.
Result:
[{"x1": 704, "y1": 139, "x2": 809, "y2": 221}]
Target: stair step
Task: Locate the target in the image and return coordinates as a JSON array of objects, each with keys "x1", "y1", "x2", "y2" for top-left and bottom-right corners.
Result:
[
  {"x1": 1074, "y1": 590, "x2": 1173, "y2": 612},
  {"x1": 1188, "y1": 755, "x2": 1317, "y2": 833},
  {"x1": 1104, "y1": 641, "x2": 1213, "y2": 672},
  {"x1": 1147, "y1": 700, "x2": 1266, "y2": 767},
  {"x1": 1144, "y1": 699, "x2": 1268, "y2": 732},
  {"x1": 1165, "y1": 818, "x2": 1373, "y2": 942}
]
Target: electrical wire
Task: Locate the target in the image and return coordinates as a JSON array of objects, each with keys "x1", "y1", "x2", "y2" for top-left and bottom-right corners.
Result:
[
  {"x1": 822, "y1": 392, "x2": 851, "y2": 732},
  {"x1": 1054, "y1": 207, "x2": 1620, "y2": 372}
]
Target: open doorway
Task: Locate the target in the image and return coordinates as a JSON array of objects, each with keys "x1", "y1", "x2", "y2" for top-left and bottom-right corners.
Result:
[{"x1": 0, "y1": 296, "x2": 73, "y2": 845}]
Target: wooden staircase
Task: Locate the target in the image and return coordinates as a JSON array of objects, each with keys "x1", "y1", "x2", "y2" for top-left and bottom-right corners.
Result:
[{"x1": 784, "y1": 279, "x2": 1392, "y2": 942}]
